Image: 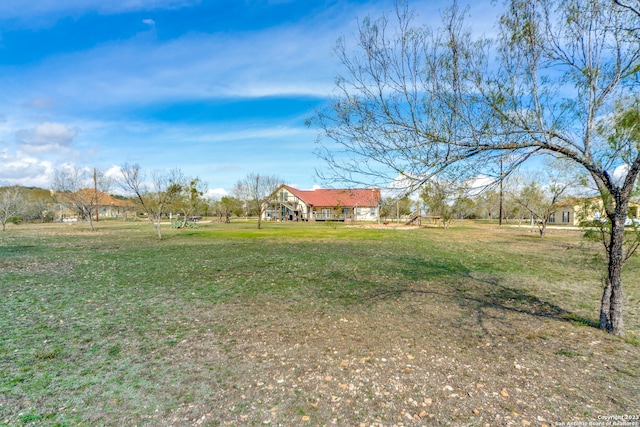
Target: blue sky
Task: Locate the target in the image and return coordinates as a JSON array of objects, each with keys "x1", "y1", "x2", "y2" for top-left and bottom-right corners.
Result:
[{"x1": 0, "y1": 0, "x2": 498, "y2": 197}]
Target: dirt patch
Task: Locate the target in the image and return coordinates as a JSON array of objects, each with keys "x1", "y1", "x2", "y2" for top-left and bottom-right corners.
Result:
[
  {"x1": 142, "y1": 293, "x2": 638, "y2": 427},
  {"x1": 347, "y1": 223, "x2": 420, "y2": 230}
]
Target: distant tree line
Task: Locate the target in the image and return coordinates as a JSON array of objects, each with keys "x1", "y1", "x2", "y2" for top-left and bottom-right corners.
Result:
[
  {"x1": 0, "y1": 186, "x2": 57, "y2": 230},
  {"x1": 379, "y1": 163, "x2": 580, "y2": 235},
  {"x1": 0, "y1": 164, "x2": 592, "y2": 234},
  {"x1": 0, "y1": 165, "x2": 284, "y2": 236}
]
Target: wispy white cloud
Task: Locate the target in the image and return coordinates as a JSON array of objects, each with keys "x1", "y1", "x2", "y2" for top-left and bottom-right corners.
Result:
[
  {"x1": 0, "y1": 0, "x2": 199, "y2": 21},
  {"x1": 23, "y1": 97, "x2": 55, "y2": 109},
  {"x1": 104, "y1": 165, "x2": 123, "y2": 179},
  {"x1": 16, "y1": 122, "x2": 78, "y2": 153},
  {"x1": 1, "y1": 0, "x2": 490, "y2": 115},
  {"x1": 0, "y1": 2, "x2": 378, "y2": 113},
  {"x1": 6, "y1": 27, "x2": 337, "y2": 110},
  {"x1": 206, "y1": 188, "x2": 228, "y2": 200},
  {"x1": 0, "y1": 149, "x2": 54, "y2": 187},
  {"x1": 195, "y1": 125, "x2": 311, "y2": 143}
]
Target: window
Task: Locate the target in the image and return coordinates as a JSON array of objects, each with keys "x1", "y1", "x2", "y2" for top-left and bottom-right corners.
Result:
[
  {"x1": 369, "y1": 207, "x2": 375, "y2": 215},
  {"x1": 562, "y1": 211, "x2": 570, "y2": 223},
  {"x1": 549, "y1": 213, "x2": 555, "y2": 223},
  {"x1": 321, "y1": 209, "x2": 331, "y2": 219}
]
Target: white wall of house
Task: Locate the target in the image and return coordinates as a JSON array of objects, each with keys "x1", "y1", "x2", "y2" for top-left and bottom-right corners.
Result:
[{"x1": 353, "y1": 206, "x2": 379, "y2": 221}]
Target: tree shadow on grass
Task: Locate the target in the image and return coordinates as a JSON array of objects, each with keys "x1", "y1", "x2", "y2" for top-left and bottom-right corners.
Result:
[
  {"x1": 359, "y1": 256, "x2": 599, "y2": 330},
  {"x1": 465, "y1": 274, "x2": 599, "y2": 328}
]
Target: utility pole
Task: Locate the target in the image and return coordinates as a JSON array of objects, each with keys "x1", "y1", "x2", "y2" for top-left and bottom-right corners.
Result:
[
  {"x1": 499, "y1": 158, "x2": 503, "y2": 226},
  {"x1": 94, "y1": 168, "x2": 99, "y2": 223}
]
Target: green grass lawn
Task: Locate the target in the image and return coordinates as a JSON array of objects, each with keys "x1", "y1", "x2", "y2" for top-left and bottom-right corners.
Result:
[{"x1": 1, "y1": 220, "x2": 638, "y2": 426}]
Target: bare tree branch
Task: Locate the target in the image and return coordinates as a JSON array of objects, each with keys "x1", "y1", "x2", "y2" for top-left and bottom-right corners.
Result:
[{"x1": 313, "y1": 0, "x2": 640, "y2": 335}]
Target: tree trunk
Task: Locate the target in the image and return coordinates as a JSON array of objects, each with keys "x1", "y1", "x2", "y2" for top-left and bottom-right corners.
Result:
[
  {"x1": 85, "y1": 208, "x2": 95, "y2": 231},
  {"x1": 600, "y1": 214, "x2": 626, "y2": 335},
  {"x1": 155, "y1": 214, "x2": 163, "y2": 239},
  {"x1": 599, "y1": 278, "x2": 612, "y2": 331}
]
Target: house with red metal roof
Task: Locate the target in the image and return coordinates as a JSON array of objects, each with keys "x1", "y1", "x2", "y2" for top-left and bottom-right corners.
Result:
[
  {"x1": 57, "y1": 188, "x2": 135, "y2": 221},
  {"x1": 264, "y1": 185, "x2": 381, "y2": 222}
]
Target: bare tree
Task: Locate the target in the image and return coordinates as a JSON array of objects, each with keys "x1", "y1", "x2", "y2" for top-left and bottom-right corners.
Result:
[
  {"x1": 313, "y1": 1, "x2": 640, "y2": 335},
  {"x1": 120, "y1": 163, "x2": 185, "y2": 239},
  {"x1": 53, "y1": 167, "x2": 110, "y2": 230},
  {"x1": 0, "y1": 186, "x2": 26, "y2": 231},
  {"x1": 232, "y1": 173, "x2": 283, "y2": 229}
]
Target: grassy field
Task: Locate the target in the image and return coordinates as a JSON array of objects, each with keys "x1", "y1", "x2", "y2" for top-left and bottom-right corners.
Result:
[{"x1": 0, "y1": 220, "x2": 638, "y2": 426}]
